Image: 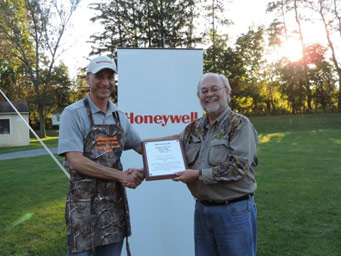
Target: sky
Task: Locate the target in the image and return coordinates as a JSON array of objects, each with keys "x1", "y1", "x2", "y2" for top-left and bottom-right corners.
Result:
[
  {"x1": 60, "y1": 0, "x2": 272, "y2": 79},
  {"x1": 60, "y1": 0, "x2": 336, "y2": 79},
  {"x1": 60, "y1": 0, "x2": 102, "y2": 79}
]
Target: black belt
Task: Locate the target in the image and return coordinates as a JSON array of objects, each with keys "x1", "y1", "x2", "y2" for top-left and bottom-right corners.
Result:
[{"x1": 199, "y1": 194, "x2": 253, "y2": 206}]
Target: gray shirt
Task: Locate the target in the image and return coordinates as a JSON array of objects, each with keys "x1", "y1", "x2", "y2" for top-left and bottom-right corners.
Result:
[
  {"x1": 180, "y1": 106, "x2": 258, "y2": 201},
  {"x1": 58, "y1": 94, "x2": 141, "y2": 163}
]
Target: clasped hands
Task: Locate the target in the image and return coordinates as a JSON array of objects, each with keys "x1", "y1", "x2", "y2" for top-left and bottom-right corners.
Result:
[
  {"x1": 122, "y1": 168, "x2": 145, "y2": 189},
  {"x1": 121, "y1": 168, "x2": 199, "y2": 188}
]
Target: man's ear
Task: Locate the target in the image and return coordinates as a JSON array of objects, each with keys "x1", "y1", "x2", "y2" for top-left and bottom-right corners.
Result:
[{"x1": 225, "y1": 89, "x2": 231, "y2": 102}]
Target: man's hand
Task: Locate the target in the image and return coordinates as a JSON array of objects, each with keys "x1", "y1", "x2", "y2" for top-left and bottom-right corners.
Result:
[
  {"x1": 173, "y1": 169, "x2": 199, "y2": 184},
  {"x1": 122, "y1": 168, "x2": 145, "y2": 189}
]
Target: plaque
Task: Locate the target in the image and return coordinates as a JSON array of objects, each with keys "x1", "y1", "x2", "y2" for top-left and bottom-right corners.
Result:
[{"x1": 142, "y1": 139, "x2": 188, "y2": 181}]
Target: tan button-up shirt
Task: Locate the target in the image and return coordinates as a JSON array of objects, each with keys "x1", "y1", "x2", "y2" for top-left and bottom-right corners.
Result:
[{"x1": 180, "y1": 107, "x2": 258, "y2": 201}]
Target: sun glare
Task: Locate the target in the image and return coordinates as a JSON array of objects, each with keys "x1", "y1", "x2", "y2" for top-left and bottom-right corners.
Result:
[{"x1": 279, "y1": 38, "x2": 303, "y2": 62}]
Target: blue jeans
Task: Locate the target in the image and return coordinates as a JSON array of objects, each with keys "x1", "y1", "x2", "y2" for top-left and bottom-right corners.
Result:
[
  {"x1": 194, "y1": 196, "x2": 257, "y2": 256},
  {"x1": 67, "y1": 241, "x2": 123, "y2": 256}
]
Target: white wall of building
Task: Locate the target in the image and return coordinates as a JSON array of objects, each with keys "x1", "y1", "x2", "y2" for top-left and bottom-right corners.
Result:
[
  {"x1": 52, "y1": 113, "x2": 61, "y2": 126},
  {"x1": 0, "y1": 113, "x2": 30, "y2": 147}
]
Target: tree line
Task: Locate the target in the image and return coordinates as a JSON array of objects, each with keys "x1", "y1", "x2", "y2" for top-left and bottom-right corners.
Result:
[{"x1": 0, "y1": 0, "x2": 340, "y2": 137}]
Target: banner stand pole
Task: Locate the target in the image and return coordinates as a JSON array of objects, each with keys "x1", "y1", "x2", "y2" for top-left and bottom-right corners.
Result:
[{"x1": 0, "y1": 89, "x2": 70, "y2": 179}]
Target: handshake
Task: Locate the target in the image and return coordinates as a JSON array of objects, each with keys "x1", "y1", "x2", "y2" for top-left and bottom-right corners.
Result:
[
  {"x1": 120, "y1": 168, "x2": 200, "y2": 189},
  {"x1": 121, "y1": 168, "x2": 145, "y2": 189}
]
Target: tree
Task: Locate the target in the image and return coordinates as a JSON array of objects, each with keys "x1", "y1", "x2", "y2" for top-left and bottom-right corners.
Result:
[
  {"x1": 309, "y1": 0, "x2": 341, "y2": 110},
  {"x1": 198, "y1": 0, "x2": 231, "y2": 71},
  {"x1": 0, "y1": 0, "x2": 32, "y2": 101},
  {"x1": 28, "y1": 62, "x2": 73, "y2": 129},
  {"x1": 267, "y1": 0, "x2": 315, "y2": 112},
  {"x1": 305, "y1": 43, "x2": 336, "y2": 110},
  {"x1": 293, "y1": 0, "x2": 314, "y2": 111},
  {"x1": 0, "y1": 0, "x2": 80, "y2": 137},
  {"x1": 276, "y1": 58, "x2": 306, "y2": 113},
  {"x1": 71, "y1": 71, "x2": 89, "y2": 103},
  {"x1": 47, "y1": 62, "x2": 73, "y2": 110},
  {"x1": 232, "y1": 27, "x2": 269, "y2": 114},
  {"x1": 88, "y1": 0, "x2": 201, "y2": 58},
  {"x1": 203, "y1": 33, "x2": 236, "y2": 76},
  {"x1": 267, "y1": 0, "x2": 289, "y2": 42},
  {"x1": 203, "y1": 26, "x2": 275, "y2": 115},
  {"x1": 0, "y1": 59, "x2": 30, "y2": 102}
]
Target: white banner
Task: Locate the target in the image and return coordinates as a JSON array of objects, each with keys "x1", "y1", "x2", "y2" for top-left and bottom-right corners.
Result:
[{"x1": 118, "y1": 48, "x2": 203, "y2": 256}]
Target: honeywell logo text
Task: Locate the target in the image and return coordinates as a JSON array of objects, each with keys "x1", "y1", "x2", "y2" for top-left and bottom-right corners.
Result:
[{"x1": 125, "y1": 112, "x2": 198, "y2": 126}]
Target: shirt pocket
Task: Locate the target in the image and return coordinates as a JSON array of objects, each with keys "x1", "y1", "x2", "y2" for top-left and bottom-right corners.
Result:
[
  {"x1": 208, "y1": 139, "x2": 230, "y2": 166},
  {"x1": 185, "y1": 136, "x2": 201, "y2": 165}
]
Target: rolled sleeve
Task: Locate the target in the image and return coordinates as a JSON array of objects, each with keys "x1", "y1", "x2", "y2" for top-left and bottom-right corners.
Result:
[
  {"x1": 58, "y1": 108, "x2": 84, "y2": 156},
  {"x1": 119, "y1": 113, "x2": 142, "y2": 150}
]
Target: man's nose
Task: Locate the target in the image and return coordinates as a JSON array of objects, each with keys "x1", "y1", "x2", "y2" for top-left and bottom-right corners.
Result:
[{"x1": 102, "y1": 78, "x2": 110, "y2": 86}]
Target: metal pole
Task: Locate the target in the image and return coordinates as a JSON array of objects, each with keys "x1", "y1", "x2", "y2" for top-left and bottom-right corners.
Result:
[{"x1": 0, "y1": 89, "x2": 70, "y2": 179}]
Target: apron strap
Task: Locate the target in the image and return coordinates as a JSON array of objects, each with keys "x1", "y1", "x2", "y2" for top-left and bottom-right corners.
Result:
[
  {"x1": 83, "y1": 97, "x2": 95, "y2": 126},
  {"x1": 126, "y1": 237, "x2": 132, "y2": 256},
  {"x1": 112, "y1": 111, "x2": 121, "y2": 127}
]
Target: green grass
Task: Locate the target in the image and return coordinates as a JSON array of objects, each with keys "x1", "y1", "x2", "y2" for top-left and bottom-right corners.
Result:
[
  {"x1": 250, "y1": 113, "x2": 341, "y2": 256},
  {"x1": 0, "y1": 114, "x2": 340, "y2": 255},
  {"x1": 256, "y1": 129, "x2": 341, "y2": 255},
  {"x1": 0, "y1": 130, "x2": 59, "y2": 154},
  {"x1": 249, "y1": 112, "x2": 341, "y2": 133},
  {"x1": 0, "y1": 155, "x2": 68, "y2": 255}
]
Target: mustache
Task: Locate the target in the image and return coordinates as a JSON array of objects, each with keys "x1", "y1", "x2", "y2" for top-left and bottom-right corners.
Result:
[{"x1": 204, "y1": 96, "x2": 218, "y2": 103}]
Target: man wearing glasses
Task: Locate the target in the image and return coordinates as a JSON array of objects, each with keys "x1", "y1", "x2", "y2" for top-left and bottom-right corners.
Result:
[{"x1": 173, "y1": 73, "x2": 259, "y2": 256}]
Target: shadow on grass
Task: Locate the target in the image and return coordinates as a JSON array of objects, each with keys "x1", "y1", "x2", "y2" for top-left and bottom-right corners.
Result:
[
  {"x1": 250, "y1": 112, "x2": 341, "y2": 134},
  {"x1": 256, "y1": 129, "x2": 341, "y2": 256}
]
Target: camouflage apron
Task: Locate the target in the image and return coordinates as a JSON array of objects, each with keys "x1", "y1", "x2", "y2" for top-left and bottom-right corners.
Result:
[{"x1": 65, "y1": 98, "x2": 131, "y2": 254}]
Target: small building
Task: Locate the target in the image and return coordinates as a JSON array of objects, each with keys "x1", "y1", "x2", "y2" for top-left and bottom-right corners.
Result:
[
  {"x1": 52, "y1": 110, "x2": 63, "y2": 126},
  {"x1": 0, "y1": 100, "x2": 30, "y2": 147},
  {"x1": 52, "y1": 113, "x2": 61, "y2": 126}
]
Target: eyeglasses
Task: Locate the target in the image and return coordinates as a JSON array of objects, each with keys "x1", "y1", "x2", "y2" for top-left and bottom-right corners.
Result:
[{"x1": 199, "y1": 87, "x2": 225, "y2": 96}]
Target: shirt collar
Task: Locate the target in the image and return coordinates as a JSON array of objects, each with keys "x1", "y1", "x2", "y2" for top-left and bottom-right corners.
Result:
[
  {"x1": 216, "y1": 106, "x2": 231, "y2": 123},
  {"x1": 86, "y1": 94, "x2": 117, "y2": 114},
  {"x1": 203, "y1": 106, "x2": 231, "y2": 128}
]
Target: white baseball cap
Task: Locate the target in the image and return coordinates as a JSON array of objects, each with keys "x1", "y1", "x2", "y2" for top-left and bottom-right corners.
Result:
[{"x1": 86, "y1": 56, "x2": 117, "y2": 74}]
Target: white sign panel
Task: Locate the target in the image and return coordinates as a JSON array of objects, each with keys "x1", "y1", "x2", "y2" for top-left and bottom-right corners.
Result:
[{"x1": 118, "y1": 48, "x2": 203, "y2": 256}]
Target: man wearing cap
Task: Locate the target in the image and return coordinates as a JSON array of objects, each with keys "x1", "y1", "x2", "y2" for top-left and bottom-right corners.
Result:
[
  {"x1": 173, "y1": 73, "x2": 258, "y2": 256},
  {"x1": 58, "y1": 56, "x2": 144, "y2": 256}
]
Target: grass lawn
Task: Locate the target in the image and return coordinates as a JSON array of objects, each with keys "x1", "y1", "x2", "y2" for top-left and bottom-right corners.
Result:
[
  {"x1": 255, "y1": 130, "x2": 341, "y2": 255},
  {"x1": 0, "y1": 155, "x2": 68, "y2": 255},
  {"x1": 0, "y1": 130, "x2": 59, "y2": 154},
  {"x1": 250, "y1": 113, "x2": 341, "y2": 256},
  {"x1": 0, "y1": 113, "x2": 340, "y2": 255}
]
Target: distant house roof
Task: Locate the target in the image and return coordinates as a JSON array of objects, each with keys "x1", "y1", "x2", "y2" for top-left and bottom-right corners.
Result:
[{"x1": 0, "y1": 100, "x2": 29, "y2": 113}]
